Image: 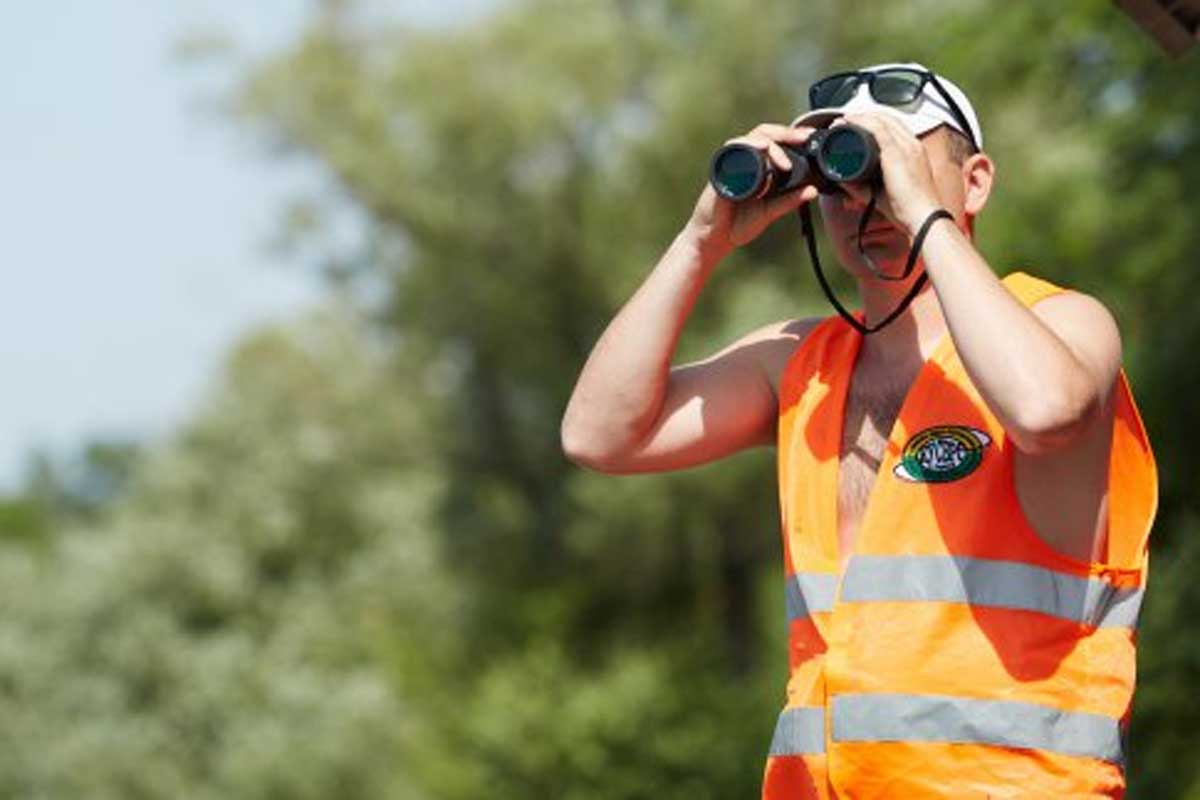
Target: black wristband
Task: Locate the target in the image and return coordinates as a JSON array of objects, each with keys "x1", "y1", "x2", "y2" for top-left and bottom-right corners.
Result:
[
  {"x1": 911, "y1": 208, "x2": 954, "y2": 252},
  {"x1": 894, "y1": 208, "x2": 953, "y2": 284}
]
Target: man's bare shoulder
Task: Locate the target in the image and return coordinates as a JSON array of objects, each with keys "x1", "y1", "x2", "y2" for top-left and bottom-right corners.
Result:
[
  {"x1": 1027, "y1": 288, "x2": 1123, "y2": 390},
  {"x1": 739, "y1": 316, "x2": 827, "y2": 403},
  {"x1": 1028, "y1": 286, "x2": 1119, "y2": 328}
]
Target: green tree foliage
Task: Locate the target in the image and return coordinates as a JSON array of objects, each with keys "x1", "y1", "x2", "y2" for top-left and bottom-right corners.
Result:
[
  {"x1": 2, "y1": 1, "x2": 1199, "y2": 796},
  {"x1": 0, "y1": 308, "x2": 443, "y2": 797}
]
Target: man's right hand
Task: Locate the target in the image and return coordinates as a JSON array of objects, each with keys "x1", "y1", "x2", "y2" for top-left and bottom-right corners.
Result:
[
  {"x1": 561, "y1": 123, "x2": 823, "y2": 475},
  {"x1": 684, "y1": 123, "x2": 820, "y2": 259}
]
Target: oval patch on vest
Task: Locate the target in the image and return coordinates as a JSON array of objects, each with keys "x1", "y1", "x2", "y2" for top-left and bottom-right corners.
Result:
[{"x1": 893, "y1": 425, "x2": 991, "y2": 483}]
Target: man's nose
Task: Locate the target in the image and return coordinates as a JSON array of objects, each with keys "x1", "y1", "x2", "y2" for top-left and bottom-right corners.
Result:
[{"x1": 828, "y1": 185, "x2": 868, "y2": 213}]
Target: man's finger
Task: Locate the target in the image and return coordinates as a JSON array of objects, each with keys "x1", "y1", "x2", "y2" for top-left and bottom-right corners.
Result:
[
  {"x1": 754, "y1": 122, "x2": 814, "y2": 144},
  {"x1": 866, "y1": 112, "x2": 924, "y2": 149},
  {"x1": 721, "y1": 134, "x2": 793, "y2": 172},
  {"x1": 841, "y1": 112, "x2": 900, "y2": 147}
]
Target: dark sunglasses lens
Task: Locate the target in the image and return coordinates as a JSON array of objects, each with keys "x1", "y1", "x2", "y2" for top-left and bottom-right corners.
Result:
[
  {"x1": 872, "y1": 70, "x2": 924, "y2": 106},
  {"x1": 811, "y1": 74, "x2": 861, "y2": 108}
]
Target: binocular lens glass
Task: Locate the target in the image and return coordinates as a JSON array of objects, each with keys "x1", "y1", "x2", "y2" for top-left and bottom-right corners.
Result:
[
  {"x1": 712, "y1": 146, "x2": 763, "y2": 199},
  {"x1": 819, "y1": 128, "x2": 870, "y2": 180}
]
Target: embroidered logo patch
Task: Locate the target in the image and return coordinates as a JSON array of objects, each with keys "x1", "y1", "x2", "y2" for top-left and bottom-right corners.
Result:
[{"x1": 893, "y1": 425, "x2": 991, "y2": 483}]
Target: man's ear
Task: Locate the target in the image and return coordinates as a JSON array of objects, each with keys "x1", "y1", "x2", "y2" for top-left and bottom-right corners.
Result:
[{"x1": 963, "y1": 152, "x2": 994, "y2": 217}]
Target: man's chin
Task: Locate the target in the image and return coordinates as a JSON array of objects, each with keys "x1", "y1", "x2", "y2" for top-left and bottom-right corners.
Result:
[{"x1": 842, "y1": 241, "x2": 911, "y2": 279}]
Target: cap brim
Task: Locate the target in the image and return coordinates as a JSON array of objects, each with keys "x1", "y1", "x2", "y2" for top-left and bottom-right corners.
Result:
[
  {"x1": 789, "y1": 109, "x2": 842, "y2": 129},
  {"x1": 790, "y1": 104, "x2": 944, "y2": 138}
]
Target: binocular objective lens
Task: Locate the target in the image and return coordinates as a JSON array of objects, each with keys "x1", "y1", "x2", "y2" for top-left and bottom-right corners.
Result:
[
  {"x1": 820, "y1": 128, "x2": 869, "y2": 181},
  {"x1": 712, "y1": 146, "x2": 763, "y2": 200}
]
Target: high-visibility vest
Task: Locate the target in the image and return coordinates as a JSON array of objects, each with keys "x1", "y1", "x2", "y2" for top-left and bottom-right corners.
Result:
[{"x1": 763, "y1": 271, "x2": 1158, "y2": 799}]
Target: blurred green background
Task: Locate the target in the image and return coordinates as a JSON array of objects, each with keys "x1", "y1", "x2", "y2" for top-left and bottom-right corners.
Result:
[{"x1": 4, "y1": 1, "x2": 1199, "y2": 796}]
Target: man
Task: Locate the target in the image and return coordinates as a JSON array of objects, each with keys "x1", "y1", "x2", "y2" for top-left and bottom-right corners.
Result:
[{"x1": 560, "y1": 63, "x2": 1157, "y2": 798}]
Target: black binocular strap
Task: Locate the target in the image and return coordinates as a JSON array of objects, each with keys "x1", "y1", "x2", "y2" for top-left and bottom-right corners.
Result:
[{"x1": 797, "y1": 199, "x2": 952, "y2": 336}]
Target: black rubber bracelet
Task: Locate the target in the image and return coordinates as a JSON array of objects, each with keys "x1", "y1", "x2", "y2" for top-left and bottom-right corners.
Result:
[{"x1": 910, "y1": 208, "x2": 954, "y2": 257}]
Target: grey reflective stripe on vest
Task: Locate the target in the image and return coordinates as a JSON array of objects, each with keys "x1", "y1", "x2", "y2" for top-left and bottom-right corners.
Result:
[
  {"x1": 840, "y1": 555, "x2": 1144, "y2": 629},
  {"x1": 769, "y1": 706, "x2": 825, "y2": 756},
  {"x1": 785, "y1": 572, "x2": 838, "y2": 622},
  {"x1": 832, "y1": 693, "x2": 1125, "y2": 765}
]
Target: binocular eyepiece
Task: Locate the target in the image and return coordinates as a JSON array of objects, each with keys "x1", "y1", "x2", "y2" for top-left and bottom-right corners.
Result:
[{"x1": 709, "y1": 124, "x2": 880, "y2": 202}]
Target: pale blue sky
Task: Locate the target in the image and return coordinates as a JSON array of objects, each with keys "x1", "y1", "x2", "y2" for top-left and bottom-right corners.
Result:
[{"x1": 0, "y1": 1, "x2": 497, "y2": 491}]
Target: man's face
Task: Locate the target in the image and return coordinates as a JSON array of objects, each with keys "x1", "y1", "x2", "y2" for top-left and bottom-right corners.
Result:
[{"x1": 818, "y1": 123, "x2": 971, "y2": 282}]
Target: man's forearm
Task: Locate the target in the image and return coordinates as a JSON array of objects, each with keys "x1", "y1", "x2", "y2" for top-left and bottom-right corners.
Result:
[
  {"x1": 560, "y1": 224, "x2": 724, "y2": 460},
  {"x1": 918, "y1": 220, "x2": 1101, "y2": 450}
]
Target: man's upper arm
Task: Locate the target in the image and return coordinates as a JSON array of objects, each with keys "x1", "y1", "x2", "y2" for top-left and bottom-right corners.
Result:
[
  {"x1": 586, "y1": 317, "x2": 818, "y2": 474},
  {"x1": 1029, "y1": 290, "x2": 1123, "y2": 437},
  {"x1": 1011, "y1": 290, "x2": 1125, "y2": 563}
]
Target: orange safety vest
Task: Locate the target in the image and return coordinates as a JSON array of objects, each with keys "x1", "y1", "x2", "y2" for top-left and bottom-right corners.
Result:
[{"x1": 762, "y1": 271, "x2": 1158, "y2": 799}]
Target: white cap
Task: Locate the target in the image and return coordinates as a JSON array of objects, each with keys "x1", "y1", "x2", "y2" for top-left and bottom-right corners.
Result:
[{"x1": 790, "y1": 62, "x2": 982, "y2": 150}]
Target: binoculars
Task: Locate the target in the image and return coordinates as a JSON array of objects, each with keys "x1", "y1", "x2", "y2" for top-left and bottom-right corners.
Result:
[{"x1": 709, "y1": 124, "x2": 880, "y2": 202}]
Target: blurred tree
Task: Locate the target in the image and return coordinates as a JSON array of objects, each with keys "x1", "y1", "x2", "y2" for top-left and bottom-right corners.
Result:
[
  {"x1": 0, "y1": 307, "x2": 449, "y2": 798},
  {"x1": 0, "y1": 440, "x2": 142, "y2": 547},
  {"x1": 1, "y1": 0, "x2": 1197, "y2": 797},
  {"x1": 0, "y1": 494, "x2": 50, "y2": 546},
  {"x1": 26, "y1": 440, "x2": 143, "y2": 522}
]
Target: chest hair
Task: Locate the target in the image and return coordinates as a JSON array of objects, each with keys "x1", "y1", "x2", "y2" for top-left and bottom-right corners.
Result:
[{"x1": 837, "y1": 363, "x2": 920, "y2": 546}]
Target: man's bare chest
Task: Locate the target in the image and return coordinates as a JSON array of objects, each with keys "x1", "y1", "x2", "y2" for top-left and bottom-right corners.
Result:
[{"x1": 837, "y1": 361, "x2": 923, "y2": 557}]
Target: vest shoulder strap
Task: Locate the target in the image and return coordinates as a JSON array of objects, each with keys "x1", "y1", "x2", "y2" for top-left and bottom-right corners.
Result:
[
  {"x1": 1000, "y1": 271, "x2": 1158, "y2": 575},
  {"x1": 1001, "y1": 269, "x2": 1068, "y2": 308},
  {"x1": 778, "y1": 314, "x2": 855, "y2": 411}
]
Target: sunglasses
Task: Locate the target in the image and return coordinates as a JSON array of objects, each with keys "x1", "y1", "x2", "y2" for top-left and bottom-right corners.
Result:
[{"x1": 808, "y1": 68, "x2": 979, "y2": 153}]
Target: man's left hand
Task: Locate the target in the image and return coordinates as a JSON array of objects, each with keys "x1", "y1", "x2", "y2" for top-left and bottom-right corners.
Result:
[{"x1": 838, "y1": 112, "x2": 944, "y2": 237}]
